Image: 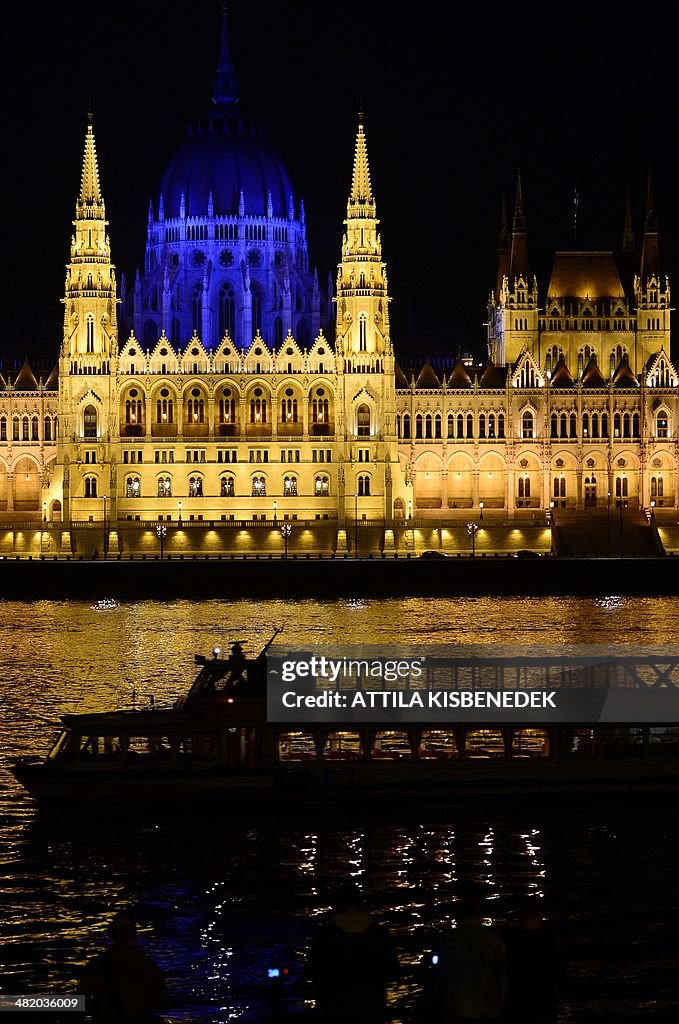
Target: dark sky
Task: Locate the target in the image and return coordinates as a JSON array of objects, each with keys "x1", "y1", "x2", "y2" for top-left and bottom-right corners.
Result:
[{"x1": 7, "y1": 0, "x2": 679, "y2": 365}]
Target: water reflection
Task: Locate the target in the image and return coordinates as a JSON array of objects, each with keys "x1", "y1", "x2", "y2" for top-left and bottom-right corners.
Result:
[{"x1": 0, "y1": 596, "x2": 677, "y2": 1022}]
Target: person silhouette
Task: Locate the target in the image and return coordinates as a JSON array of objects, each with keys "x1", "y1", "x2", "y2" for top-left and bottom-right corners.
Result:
[
  {"x1": 429, "y1": 894, "x2": 507, "y2": 1023},
  {"x1": 309, "y1": 882, "x2": 399, "y2": 1023},
  {"x1": 80, "y1": 909, "x2": 170, "y2": 1024},
  {"x1": 498, "y1": 899, "x2": 564, "y2": 1024}
]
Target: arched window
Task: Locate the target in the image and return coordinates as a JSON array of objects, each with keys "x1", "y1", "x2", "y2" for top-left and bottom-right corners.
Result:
[
  {"x1": 582, "y1": 413, "x2": 589, "y2": 437},
  {"x1": 312, "y1": 398, "x2": 329, "y2": 423},
  {"x1": 315, "y1": 475, "x2": 329, "y2": 495},
  {"x1": 553, "y1": 475, "x2": 566, "y2": 498},
  {"x1": 522, "y1": 412, "x2": 534, "y2": 439},
  {"x1": 656, "y1": 412, "x2": 669, "y2": 438},
  {"x1": 157, "y1": 476, "x2": 172, "y2": 497},
  {"x1": 415, "y1": 414, "x2": 423, "y2": 439},
  {"x1": 84, "y1": 476, "x2": 98, "y2": 498},
  {"x1": 125, "y1": 399, "x2": 142, "y2": 425},
  {"x1": 252, "y1": 475, "x2": 266, "y2": 497},
  {"x1": 218, "y1": 284, "x2": 236, "y2": 342},
  {"x1": 615, "y1": 475, "x2": 628, "y2": 500},
  {"x1": 551, "y1": 413, "x2": 558, "y2": 438},
  {"x1": 250, "y1": 397, "x2": 267, "y2": 423},
  {"x1": 156, "y1": 397, "x2": 174, "y2": 424},
  {"x1": 281, "y1": 397, "x2": 298, "y2": 422},
  {"x1": 403, "y1": 414, "x2": 411, "y2": 440},
  {"x1": 0, "y1": 417, "x2": 6, "y2": 441},
  {"x1": 425, "y1": 415, "x2": 432, "y2": 439},
  {"x1": 187, "y1": 398, "x2": 205, "y2": 423},
  {"x1": 22, "y1": 416, "x2": 30, "y2": 440},
  {"x1": 358, "y1": 314, "x2": 368, "y2": 352},
  {"x1": 43, "y1": 417, "x2": 51, "y2": 441},
  {"x1": 251, "y1": 283, "x2": 263, "y2": 335},
  {"x1": 189, "y1": 475, "x2": 203, "y2": 497},
  {"x1": 358, "y1": 474, "x2": 371, "y2": 496},
  {"x1": 357, "y1": 404, "x2": 371, "y2": 437},
  {"x1": 86, "y1": 314, "x2": 95, "y2": 353},
  {"x1": 219, "y1": 396, "x2": 236, "y2": 423},
  {"x1": 126, "y1": 476, "x2": 141, "y2": 498},
  {"x1": 220, "y1": 476, "x2": 235, "y2": 497},
  {"x1": 488, "y1": 414, "x2": 496, "y2": 439},
  {"x1": 466, "y1": 413, "x2": 474, "y2": 438},
  {"x1": 447, "y1": 414, "x2": 454, "y2": 438},
  {"x1": 632, "y1": 413, "x2": 640, "y2": 439},
  {"x1": 283, "y1": 475, "x2": 298, "y2": 496},
  {"x1": 31, "y1": 417, "x2": 39, "y2": 441},
  {"x1": 83, "y1": 405, "x2": 98, "y2": 438},
  {"x1": 12, "y1": 418, "x2": 19, "y2": 441},
  {"x1": 517, "y1": 475, "x2": 531, "y2": 499}
]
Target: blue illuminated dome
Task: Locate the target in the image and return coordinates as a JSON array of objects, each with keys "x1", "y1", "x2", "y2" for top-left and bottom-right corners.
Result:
[
  {"x1": 159, "y1": 118, "x2": 295, "y2": 220},
  {"x1": 121, "y1": 4, "x2": 329, "y2": 352}
]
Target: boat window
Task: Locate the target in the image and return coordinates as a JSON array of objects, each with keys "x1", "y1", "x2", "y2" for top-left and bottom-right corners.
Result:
[
  {"x1": 177, "y1": 735, "x2": 221, "y2": 761},
  {"x1": 417, "y1": 730, "x2": 458, "y2": 759},
  {"x1": 600, "y1": 727, "x2": 643, "y2": 757},
  {"x1": 648, "y1": 726, "x2": 679, "y2": 755},
  {"x1": 79, "y1": 736, "x2": 98, "y2": 758},
  {"x1": 371, "y1": 731, "x2": 412, "y2": 760},
  {"x1": 464, "y1": 729, "x2": 506, "y2": 758},
  {"x1": 556, "y1": 728, "x2": 596, "y2": 757},
  {"x1": 100, "y1": 736, "x2": 124, "y2": 760},
  {"x1": 322, "y1": 731, "x2": 363, "y2": 760},
  {"x1": 277, "y1": 732, "x2": 317, "y2": 761},
  {"x1": 511, "y1": 728, "x2": 550, "y2": 758}
]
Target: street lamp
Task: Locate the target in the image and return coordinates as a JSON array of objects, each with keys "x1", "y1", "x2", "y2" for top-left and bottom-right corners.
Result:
[
  {"x1": 467, "y1": 521, "x2": 479, "y2": 558},
  {"x1": 273, "y1": 500, "x2": 277, "y2": 521},
  {"x1": 354, "y1": 492, "x2": 359, "y2": 558},
  {"x1": 280, "y1": 522, "x2": 292, "y2": 559},
  {"x1": 650, "y1": 499, "x2": 656, "y2": 520},
  {"x1": 102, "y1": 495, "x2": 108, "y2": 560},
  {"x1": 156, "y1": 522, "x2": 167, "y2": 560},
  {"x1": 178, "y1": 501, "x2": 182, "y2": 522},
  {"x1": 549, "y1": 500, "x2": 555, "y2": 556},
  {"x1": 43, "y1": 502, "x2": 47, "y2": 523},
  {"x1": 479, "y1": 501, "x2": 484, "y2": 520}
]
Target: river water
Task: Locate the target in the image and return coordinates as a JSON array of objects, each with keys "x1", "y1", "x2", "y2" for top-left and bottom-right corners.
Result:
[{"x1": 1, "y1": 595, "x2": 678, "y2": 1022}]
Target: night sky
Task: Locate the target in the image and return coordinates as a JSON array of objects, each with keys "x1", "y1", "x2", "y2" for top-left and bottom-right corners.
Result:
[{"x1": 7, "y1": 0, "x2": 679, "y2": 365}]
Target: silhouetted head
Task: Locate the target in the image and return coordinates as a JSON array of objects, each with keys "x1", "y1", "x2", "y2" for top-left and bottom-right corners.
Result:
[
  {"x1": 108, "y1": 910, "x2": 138, "y2": 943},
  {"x1": 332, "y1": 882, "x2": 364, "y2": 913},
  {"x1": 455, "y1": 894, "x2": 487, "y2": 924}
]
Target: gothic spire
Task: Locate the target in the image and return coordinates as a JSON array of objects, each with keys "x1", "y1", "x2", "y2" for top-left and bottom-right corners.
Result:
[
  {"x1": 212, "y1": 3, "x2": 239, "y2": 110},
  {"x1": 349, "y1": 112, "x2": 374, "y2": 208},
  {"x1": 509, "y1": 168, "x2": 529, "y2": 281},
  {"x1": 75, "y1": 114, "x2": 104, "y2": 220},
  {"x1": 640, "y1": 170, "x2": 660, "y2": 279}
]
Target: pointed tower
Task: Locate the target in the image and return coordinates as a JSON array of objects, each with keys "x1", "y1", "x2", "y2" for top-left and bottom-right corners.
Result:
[
  {"x1": 58, "y1": 115, "x2": 119, "y2": 527},
  {"x1": 334, "y1": 114, "x2": 400, "y2": 524},
  {"x1": 487, "y1": 171, "x2": 539, "y2": 367},
  {"x1": 634, "y1": 172, "x2": 671, "y2": 370}
]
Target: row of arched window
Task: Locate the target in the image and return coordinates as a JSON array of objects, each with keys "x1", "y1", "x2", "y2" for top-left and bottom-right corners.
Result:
[
  {"x1": 0, "y1": 415, "x2": 58, "y2": 442},
  {"x1": 79, "y1": 474, "x2": 337, "y2": 500},
  {"x1": 400, "y1": 409, "x2": 672, "y2": 442}
]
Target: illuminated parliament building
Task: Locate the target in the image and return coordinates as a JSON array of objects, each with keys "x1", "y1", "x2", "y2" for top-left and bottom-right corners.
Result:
[{"x1": 0, "y1": 7, "x2": 677, "y2": 557}]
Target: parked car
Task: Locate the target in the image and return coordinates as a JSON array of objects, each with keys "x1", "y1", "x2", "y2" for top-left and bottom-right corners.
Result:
[
  {"x1": 419, "y1": 550, "x2": 450, "y2": 559},
  {"x1": 513, "y1": 549, "x2": 542, "y2": 558}
]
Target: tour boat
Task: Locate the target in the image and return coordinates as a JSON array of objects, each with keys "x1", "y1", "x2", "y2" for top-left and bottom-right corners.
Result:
[{"x1": 10, "y1": 635, "x2": 679, "y2": 807}]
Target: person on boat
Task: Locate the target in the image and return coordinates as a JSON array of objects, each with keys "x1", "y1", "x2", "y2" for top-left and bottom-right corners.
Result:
[
  {"x1": 428, "y1": 894, "x2": 507, "y2": 1023},
  {"x1": 80, "y1": 909, "x2": 170, "y2": 1024},
  {"x1": 497, "y1": 899, "x2": 564, "y2": 1024},
  {"x1": 309, "y1": 882, "x2": 399, "y2": 1023}
]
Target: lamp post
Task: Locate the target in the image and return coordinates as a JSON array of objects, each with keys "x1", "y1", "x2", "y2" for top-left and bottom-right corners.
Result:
[
  {"x1": 156, "y1": 522, "x2": 167, "y2": 560},
  {"x1": 178, "y1": 501, "x2": 182, "y2": 523},
  {"x1": 467, "y1": 521, "x2": 479, "y2": 558},
  {"x1": 102, "y1": 495, "x2": 108, "y2": 560},
  {"x1": 354, "y1": 492, "x2": 359, "y2": 558},
  {"x1": 549, "y1": 500, "x2": 555, "y2": 556},
  {"x1": 479, "y1": 501, "x2": 484, "y2": 521},
  {"x1": 607, "y1": 491, "x2": 611, "y2": 557},
  {"x1": 43, "y1": 501, "x2": 47, "y2": 523},
  {"x1": 650, "y1": 499, "x2": 656, "y2": 520},
  {"x1": 273, "y1": 500, "x2": 277, "y2": 522},
  {"x1": 280, "y1": 522, "x2": 291, "y2": 560}
]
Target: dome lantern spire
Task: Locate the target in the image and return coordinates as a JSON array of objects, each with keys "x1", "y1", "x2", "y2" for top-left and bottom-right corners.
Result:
[{"x1": 212, "y1": 3, "x2": 239, "y2": 110}]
